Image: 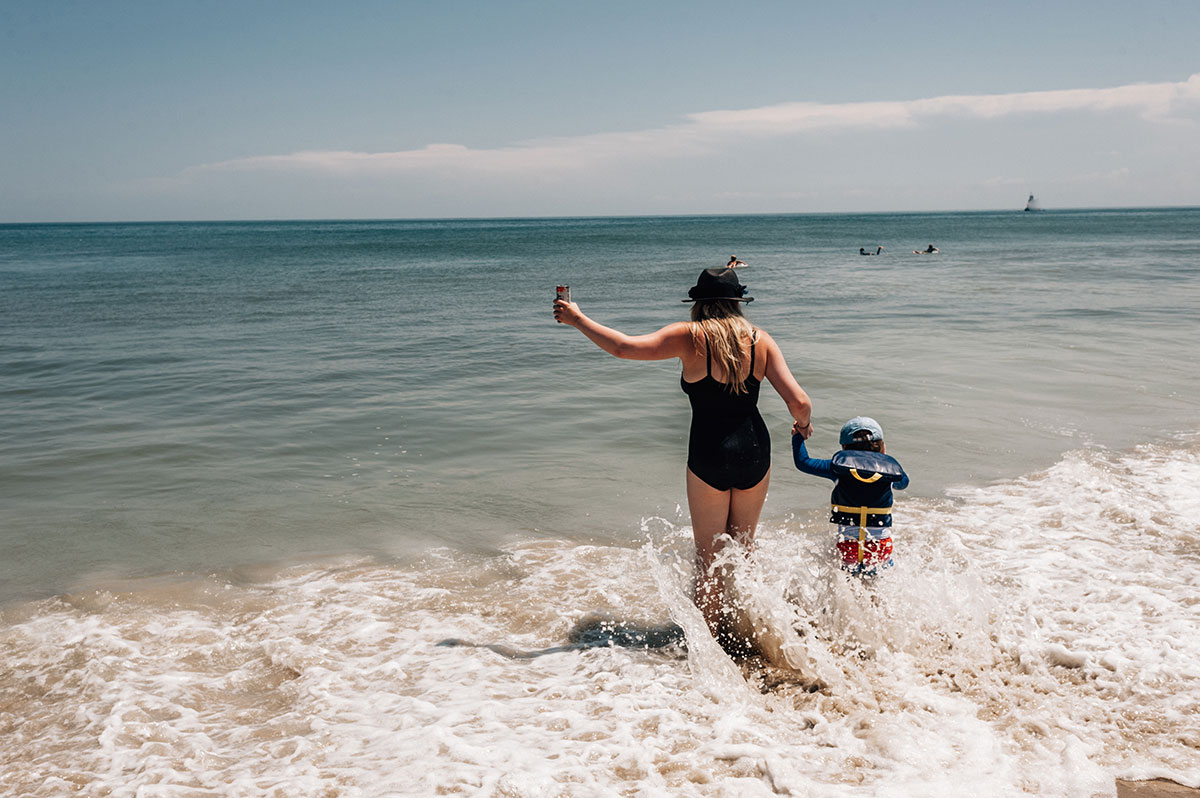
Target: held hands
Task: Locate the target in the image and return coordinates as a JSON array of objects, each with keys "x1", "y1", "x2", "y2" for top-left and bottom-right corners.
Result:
[
  {"x1": 553, "y1": 299, "x2": 582, "y2": 326},
  {"x1": 792, "y1": 419, "x2": 813, "y2": 440}
]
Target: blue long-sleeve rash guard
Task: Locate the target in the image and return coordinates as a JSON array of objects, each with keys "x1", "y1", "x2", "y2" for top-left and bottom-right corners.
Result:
[{"x1": 792, "y1": 435, "x2": 910, "y2": 491}]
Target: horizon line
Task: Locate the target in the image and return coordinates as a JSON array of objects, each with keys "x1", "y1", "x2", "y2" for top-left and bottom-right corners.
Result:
[{"x1": 4, "y1": 203, "x2": 1200, "y2": 227}]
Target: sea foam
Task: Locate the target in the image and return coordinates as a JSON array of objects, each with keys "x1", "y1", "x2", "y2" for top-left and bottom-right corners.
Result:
[{"x1": 2, "y1": 441, "x2": 1198, "y2": 796}]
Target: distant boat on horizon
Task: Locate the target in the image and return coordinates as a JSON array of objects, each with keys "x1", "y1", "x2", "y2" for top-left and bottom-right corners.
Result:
[{"x1": 1024, "y1": 194, "x2": 1042, "y2": 212}]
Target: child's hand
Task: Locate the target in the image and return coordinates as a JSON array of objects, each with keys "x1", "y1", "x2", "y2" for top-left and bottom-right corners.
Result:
[{"x1": 792, "y1": 420, "x2": 813, "y2": 439}]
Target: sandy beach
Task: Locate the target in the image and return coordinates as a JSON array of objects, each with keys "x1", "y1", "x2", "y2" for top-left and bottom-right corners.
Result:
[{"x1": 1118, "y1": 780, "x2": 1200, "y2": 798}]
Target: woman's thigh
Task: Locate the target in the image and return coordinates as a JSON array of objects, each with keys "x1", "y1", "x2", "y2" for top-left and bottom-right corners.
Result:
[
  {"x1": 686, "y1": 467, "x2": 770, "y2": 558},
  {"x1": 686, "y1": 468, "x2": 731, "y2": 565},
  {"x1": 727, "y1": 468, "x2": 770, "y2": 544}
]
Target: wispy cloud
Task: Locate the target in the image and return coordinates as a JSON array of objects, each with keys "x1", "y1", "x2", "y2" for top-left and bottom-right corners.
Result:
[{"x1": 186, "y1": 74, "x2": 1200, "y2": 178}]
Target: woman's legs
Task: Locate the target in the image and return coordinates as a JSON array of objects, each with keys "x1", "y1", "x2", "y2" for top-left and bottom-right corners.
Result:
[{"x1": 686, "y1": 467, "x2": 771, "y2": 637}]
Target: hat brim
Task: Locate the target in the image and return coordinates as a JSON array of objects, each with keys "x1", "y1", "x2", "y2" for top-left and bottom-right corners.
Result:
[{"x1": 682, "y1": 296, "x2": 754, "y2": 303}]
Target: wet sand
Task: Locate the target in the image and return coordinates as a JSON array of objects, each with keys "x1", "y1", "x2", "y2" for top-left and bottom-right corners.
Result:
[{"x1": 1117, "y1": 780, "x2": 1200, "y2": 798}]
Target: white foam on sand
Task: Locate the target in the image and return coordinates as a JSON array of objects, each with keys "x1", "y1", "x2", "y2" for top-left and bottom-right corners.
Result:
[{"x1": 2, "y1": 440, "x2": 1199, "y2": 796}]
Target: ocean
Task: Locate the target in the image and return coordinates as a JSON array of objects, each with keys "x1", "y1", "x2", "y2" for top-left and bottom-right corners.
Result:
[{"x1": 1, "y1": 210, "x2": 1198, "y2": 796}]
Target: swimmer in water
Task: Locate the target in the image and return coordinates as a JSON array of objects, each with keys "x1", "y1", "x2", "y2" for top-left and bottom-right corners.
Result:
[
  {"x1": 914, "y1": 244, "x2": 939, "y2": 254},
  {"x1": 726, "y1": 255, "x2": 747, "y2": 268},
  {"x1": 860, "y1": 246, "x2": 883, "y2": 255}
]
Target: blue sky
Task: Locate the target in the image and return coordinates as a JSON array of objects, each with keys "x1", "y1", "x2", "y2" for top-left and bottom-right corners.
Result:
[{"x1": 2, "y1": 0, "x2": 1198, "y2": 221}]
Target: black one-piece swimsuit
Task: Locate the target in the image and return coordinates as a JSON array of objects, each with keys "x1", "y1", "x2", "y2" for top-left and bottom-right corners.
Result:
[{"x1": 680, "y1": 332, "x2": 771, "y2": 491}]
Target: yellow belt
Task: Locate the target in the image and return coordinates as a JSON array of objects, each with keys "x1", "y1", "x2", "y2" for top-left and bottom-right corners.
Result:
[{"x1": 832, "y1": 504, "x2": 892, "y2": 563}]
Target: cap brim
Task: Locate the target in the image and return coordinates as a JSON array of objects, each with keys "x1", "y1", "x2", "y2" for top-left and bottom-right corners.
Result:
[{"x1": 682, "y1": 297, "x2": 754, "y2": 302}]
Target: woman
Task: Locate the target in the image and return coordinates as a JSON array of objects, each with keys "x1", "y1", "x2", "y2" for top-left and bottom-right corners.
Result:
[{"x1": 554, "y1": 268, "x2": 813, "y2": 639}]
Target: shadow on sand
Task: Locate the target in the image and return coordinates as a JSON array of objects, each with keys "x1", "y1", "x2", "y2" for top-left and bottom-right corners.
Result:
[{"x1": 437, "y1": 613, "x2": 686, "y2": 660}]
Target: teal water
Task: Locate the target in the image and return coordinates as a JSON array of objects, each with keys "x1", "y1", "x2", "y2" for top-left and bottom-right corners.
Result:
[
  {"x1": 2, "y1": 210, "x2": 1199, "y2": 602},
  {"x1": 3, "y1": 210, "x2": 1200, "y2": 796}
]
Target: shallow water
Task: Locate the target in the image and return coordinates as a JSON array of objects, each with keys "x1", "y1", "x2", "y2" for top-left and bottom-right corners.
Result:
[
  {"x1": 3, "y1": 438, "x2": 1197, "y2": 795},
  {"x1": 2, "y1": 211, "x2": 1199, "y2": 795}
]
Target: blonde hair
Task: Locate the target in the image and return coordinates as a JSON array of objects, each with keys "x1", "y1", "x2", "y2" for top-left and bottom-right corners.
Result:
[{"x1": 689, "y1": 300, "x2": 755, "y2": 394}]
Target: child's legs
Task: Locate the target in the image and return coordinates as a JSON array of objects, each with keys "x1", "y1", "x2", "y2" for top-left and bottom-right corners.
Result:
[{"x1": 836, "y1": 535, "x2": 894, "y2": 575}]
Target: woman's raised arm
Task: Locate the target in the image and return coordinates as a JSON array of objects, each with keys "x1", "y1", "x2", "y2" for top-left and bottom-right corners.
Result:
[{"x1": 555, "y1": 299, "x2": 692, "y2": 361}]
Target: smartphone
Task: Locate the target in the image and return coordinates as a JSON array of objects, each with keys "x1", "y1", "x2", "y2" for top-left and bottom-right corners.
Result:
[{"x1": 555, "y1": 285, "x2": 571, "y2": 303}]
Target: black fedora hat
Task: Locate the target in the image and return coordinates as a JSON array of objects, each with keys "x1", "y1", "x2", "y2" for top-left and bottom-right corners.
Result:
[{"x1": 683, "y1": 268, "x2": 753, "y2": 303}]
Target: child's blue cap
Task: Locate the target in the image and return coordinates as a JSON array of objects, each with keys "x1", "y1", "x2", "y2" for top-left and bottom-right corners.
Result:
[{"x1": 840, "y1": 416, "x2": 884, "y2": 445}]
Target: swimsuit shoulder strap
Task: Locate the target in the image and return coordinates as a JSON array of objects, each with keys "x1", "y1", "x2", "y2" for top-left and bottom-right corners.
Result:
[
  {"x1": 749, "y1": 329, "x2": 758, "y2": 374},
  {"x1": 704, "y1": 331, "x2": 712, "y2": 378}
]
